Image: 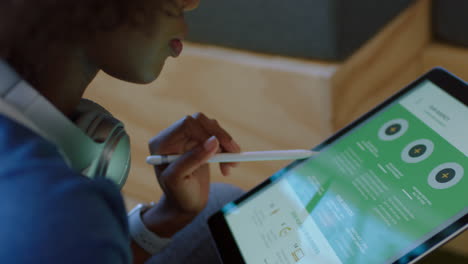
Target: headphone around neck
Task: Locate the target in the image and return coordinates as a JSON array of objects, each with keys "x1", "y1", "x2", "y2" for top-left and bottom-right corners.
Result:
[{"x1": 0, "y1": 60, "x2": 130, "y2": 188}]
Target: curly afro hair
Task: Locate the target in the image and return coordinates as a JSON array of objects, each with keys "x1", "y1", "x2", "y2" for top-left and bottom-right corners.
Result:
[
  {"x1": 1, "y1": 0, "x2": 172, "y2": 54},
  {"x1": 0, "y1": 0, "x2": 167, "y2": 82}
]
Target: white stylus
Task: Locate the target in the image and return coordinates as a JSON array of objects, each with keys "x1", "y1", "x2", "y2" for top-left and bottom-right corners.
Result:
[{"x1": 146, "y1": 149, "x2": 317, "y2": 165}]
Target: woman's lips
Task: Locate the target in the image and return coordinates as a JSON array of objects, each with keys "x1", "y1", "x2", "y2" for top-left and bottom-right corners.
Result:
[
  {"x1": 183, "y1": 0, "x2": 200, "y2": 11},
  {"x1": 169, "y1": 39, "x2": 183, "y2": 58}
]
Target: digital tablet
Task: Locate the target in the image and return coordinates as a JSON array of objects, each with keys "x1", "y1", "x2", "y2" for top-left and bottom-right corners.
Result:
[{"x1": 208, "y1": 68, "x2": 468, "y2": 264}]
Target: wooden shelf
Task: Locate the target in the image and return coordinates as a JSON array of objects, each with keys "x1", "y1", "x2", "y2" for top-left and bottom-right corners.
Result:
[{"x1": 423, "y1": 43, "x2": 468, "y2": 80}]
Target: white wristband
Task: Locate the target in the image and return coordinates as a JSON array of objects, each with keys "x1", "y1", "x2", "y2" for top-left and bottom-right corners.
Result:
[{"x1": 128, "y1": 203, "x2": 171, "y2": 255}]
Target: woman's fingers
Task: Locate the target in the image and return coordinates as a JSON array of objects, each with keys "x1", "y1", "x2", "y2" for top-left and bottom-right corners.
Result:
[
  {"x1": 163, "y1": 136, "x2": 219, "y2": 186},
  {"x1": 191, "y1": 113, "x2": 241, "y2": 175},
  {"x1": 149, "y1": 115, "x2": 210, "y2": 155},
  {"x1": 150, "y1": 113, "x2": 241, "y2": 177},
  {"x1": 192, "y1": 112, "x2": 240, "y2": 152}
]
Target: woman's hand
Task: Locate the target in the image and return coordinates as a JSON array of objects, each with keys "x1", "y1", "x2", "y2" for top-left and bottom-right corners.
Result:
[{"x1": 141, "y1": 113, "x2": 241, "y2": 238}]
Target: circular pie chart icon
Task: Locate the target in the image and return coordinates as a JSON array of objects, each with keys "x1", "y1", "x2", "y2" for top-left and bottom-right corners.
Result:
[
  {"x1": 378, "y1": 119, "x2": 409, "y2": 141},
  {"x1": 401, "y1": 139, "x2": 434, "y2": 163},
  {"x1": 428, "y1": 163, "x2": 464, "y2": 189}
]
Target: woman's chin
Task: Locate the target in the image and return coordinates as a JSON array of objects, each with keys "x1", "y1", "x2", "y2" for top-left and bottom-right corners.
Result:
[
  {"x1": 139, "y1": 62, "x2": 165, "y2": 84},
  {"x1": 136, "y1": 72, "x2": 159, "y2": 84},
  {"x1": 102, "y1": 58, "x2": 166, "y2": 84},
  {"x1": 106, "y1": 68, "x2": 161, "y2": 84}
]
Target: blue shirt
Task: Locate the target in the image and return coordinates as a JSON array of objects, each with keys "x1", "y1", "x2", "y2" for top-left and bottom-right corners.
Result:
[{"x1": 0, "y1": 115, "x2": 131, "y2": 263}]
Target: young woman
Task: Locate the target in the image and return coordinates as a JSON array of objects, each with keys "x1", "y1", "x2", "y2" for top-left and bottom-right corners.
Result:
[{"x1": 0, "y1": 0, "x2": 243, "y2": 263}]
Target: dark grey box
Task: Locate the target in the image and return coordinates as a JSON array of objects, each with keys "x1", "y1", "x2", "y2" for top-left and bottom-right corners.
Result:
[
  {"x1": 186, "y1": 0, "x2": 413, "y2": 61},
  {"x1": 433, "y1": 0, "x2": 468, "y2": 48}
]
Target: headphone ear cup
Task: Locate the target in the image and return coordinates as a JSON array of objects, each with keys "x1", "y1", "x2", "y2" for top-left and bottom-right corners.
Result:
[
  {"x1": 73, "y1": 98, "x2": 131, "y2": 187},
  {"x1": 74, "y1": 99, "x2": 119, "y2": 143},
  {"x1": 76, "y1": 98, "x2": 112, "y2": 116}
]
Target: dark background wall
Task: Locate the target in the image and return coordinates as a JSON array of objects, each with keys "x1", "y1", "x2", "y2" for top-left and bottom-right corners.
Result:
[
  {"x1": 186, "y1": 0, "x2": 414, "y2": 61},
  {"x1": 433, "y1": 0, "x2": 468, "y2": 48}
]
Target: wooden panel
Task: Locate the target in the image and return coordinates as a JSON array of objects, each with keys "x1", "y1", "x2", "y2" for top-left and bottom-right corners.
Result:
[
  {"x1": 85, "y1": 44, "x2": 339, "y2": 204},
  {"x1": 438, "y1": 231, "x2": 468, "y2": 258},
  {"x1": 423, "y1": 43, "x2": 468, "y2": 80},
  {"x1": 336, "y1": 57, "x2": 422, "y2": 127},
  {"x1": 332, "y1": 0, "x2": 430, "y2": 130}
]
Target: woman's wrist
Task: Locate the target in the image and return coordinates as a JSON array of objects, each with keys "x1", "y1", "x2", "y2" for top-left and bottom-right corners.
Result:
[{"x1": 141, "y1": 200, "x2": 197, "y2": 238}]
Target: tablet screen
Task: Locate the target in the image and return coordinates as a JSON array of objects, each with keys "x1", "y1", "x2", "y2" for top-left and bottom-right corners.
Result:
[{"x1": 222, "y1": 79, "x2": 467, "y2": 264}]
